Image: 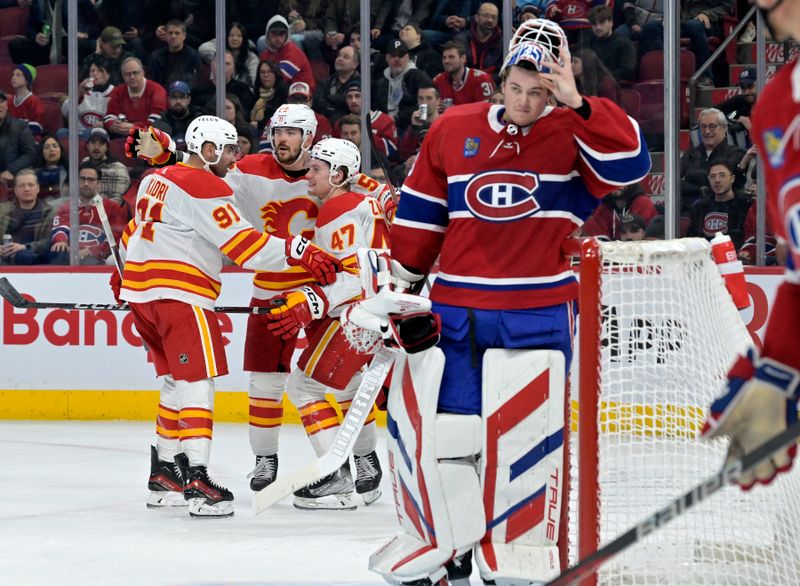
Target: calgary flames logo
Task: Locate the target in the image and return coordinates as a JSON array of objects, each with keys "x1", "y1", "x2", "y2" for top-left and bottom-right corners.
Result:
[{"x1": 260, "y1": 198, "x2": 319, "y2": 239}]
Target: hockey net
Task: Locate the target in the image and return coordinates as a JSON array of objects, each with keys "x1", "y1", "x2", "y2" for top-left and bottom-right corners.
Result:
[{"x1": 573, "y1": 238, "x2": 800, "y2": 585}]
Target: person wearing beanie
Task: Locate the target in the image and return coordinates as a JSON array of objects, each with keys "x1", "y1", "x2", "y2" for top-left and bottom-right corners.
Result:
[{"x1": 8, "y1": 64, "x2": 45, "y2": 137}]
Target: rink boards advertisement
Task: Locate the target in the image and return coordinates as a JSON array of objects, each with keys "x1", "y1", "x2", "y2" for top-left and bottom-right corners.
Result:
[{"x1": 0, "y1": 266, "x2": 786, "y2": 420}]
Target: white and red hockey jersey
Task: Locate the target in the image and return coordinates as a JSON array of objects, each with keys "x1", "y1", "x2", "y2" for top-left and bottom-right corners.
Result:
[
  {"x1": 433, "y1": 67, "x2": 495, "y2": 106},
  {"x1": 120, "y1": 163, "x2": 291, "y2": 310}
]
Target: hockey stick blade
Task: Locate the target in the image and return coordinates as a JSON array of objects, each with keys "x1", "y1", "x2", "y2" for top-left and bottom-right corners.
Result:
[
  {"x1": 254, "y1": 347, "x2": 396, "y2": 514},
  {"x1": 545, "y1": 419, "x2": 800, "y2": 586}
]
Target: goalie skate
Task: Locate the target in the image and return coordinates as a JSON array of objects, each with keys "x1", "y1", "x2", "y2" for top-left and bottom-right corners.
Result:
[
  {"x1": 146, "y1": 445, "x2": 187, "y2": 508},
  {"x1": 174, "y1": 453, "x2": 234, "y2": 518},
  {"x1": 293, "y1": 463, "x2": 356, "y2": 511},
  {"x1": 248, "y1": 454, "x2": 278, "y2": 492},
  {"x1": 354, "y1": 451, "x2": 383, "y2": 505}
]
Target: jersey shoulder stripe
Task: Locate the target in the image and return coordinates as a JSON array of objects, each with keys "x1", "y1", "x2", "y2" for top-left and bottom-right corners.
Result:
[
  {"x1": 316, "y1": 191, "x2": 368, "y2": 228},
  {"x1": 157, "y1": 164, "x2": 233, "y2": 199}
]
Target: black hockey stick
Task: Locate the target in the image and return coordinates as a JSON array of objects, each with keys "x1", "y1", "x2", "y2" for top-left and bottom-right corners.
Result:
[
  {"x1": 0, "y1": 277, "x2": 277, "y2": 314},
  {"x1": 545, "y1": 419, "x2": 800, "y2": 586}
]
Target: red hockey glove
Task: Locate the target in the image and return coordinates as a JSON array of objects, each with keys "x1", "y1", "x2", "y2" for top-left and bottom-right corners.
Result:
[
  {"x1": 125, "y1": 124, "x2": 175, "y2": 165},
  {"x1": 266, "y1": 285, "x2": 328, "y2": 340},
  {"x1": 285, "y1": 235, "x2": 342, "y2": 286},
  {"x1": 109, "y1": 270, "x2": 123, "y2": 305}
]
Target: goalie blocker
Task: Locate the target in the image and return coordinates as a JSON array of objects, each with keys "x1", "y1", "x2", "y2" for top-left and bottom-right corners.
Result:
[{"x1": 369, "y1": 347, "x2": 566, "y2": 585}]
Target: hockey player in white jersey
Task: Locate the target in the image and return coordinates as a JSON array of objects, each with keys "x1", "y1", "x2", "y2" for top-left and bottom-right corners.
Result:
[
  {"x1": 263, "y1": 138, "x2": 390, "y2": 509},
  {"x1": 115, "y1": 116, "x2": 342, "y2": 518}
]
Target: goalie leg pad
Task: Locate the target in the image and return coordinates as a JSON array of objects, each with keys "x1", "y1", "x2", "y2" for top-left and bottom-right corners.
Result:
[
  {"x1": 248, "y1": 372, "x2": 287, "y2": 456},
  {"x1": 476, "y1": 349, "x2": 566, "y2": 585},
  {"x1": 175, "y1": 377, "x2": 216, "y2": 467},
  {"x1": 370, "y1": 348, "x2": 485, "y2": 584}
]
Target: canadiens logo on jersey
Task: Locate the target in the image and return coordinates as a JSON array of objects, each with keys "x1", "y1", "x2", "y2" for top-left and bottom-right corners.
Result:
[
  {"x1": 79, "y1": 225, "x2": 108, "y2": 256},
  {"x1": 702, "y1": 212, "x2": 729, "y2": 238},
  {"x1": 260, "y1": 198, "x2": 318, "y2": 239},
  {"x1": 464, "y1": 137, "x2": 480, "y2": 157},
  {"x1": 464, "y1": 170, "x2": 540, "y2": 222}
]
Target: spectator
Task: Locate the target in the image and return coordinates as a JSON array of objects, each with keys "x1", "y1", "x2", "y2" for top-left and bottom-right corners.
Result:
[
  {"x1": 488, "y1": 88, "x2": 504, "y2": 104},
  {"x1": 62, "y1": 58, "x2": 114, "y2": 138},
  {"x1": 193, "y1": 50, "x2": 255, "y2": 115},
  {"x1": 715, "y1": 67, "x2": 758, "y2": 137},
  {"x1": 314, "y1": 45, "x2": 361, "y2": 122},
  {"x1": 616, "y1": 0, "x2": 664, "y2": 58},
  {"x1": 680, "y1": 108, "x2": 745, "y2": 208},
  {"x1": 81, "y1": 26, "x2": 131, "y2": 86},
  {"x1": 50, "y1": 162, "x2": 125, "y2": 265},
  {"x1": 153, "y1": 80, "x2": 202, "y2": 148},
  {"x1": 581, "y1": 6, "x2": 636, "y2": 83},
  {"x1": 571, "y1": 48, "x2": 620, "y2": 101},
  {"x1": 35, "y1": 135, "x2": 67, "y2": 202},
  {"x1": 199, "y1": 21, "x2": 259, "y2": 86},
  {"x1": 455, "y1": 3, "x2": 503, "y2": 80},
  {"x1": 147, "y1": 19, "x2": 202, "y2": 89},
  {"x1": 80, "y1": 127, "x2": 131, "y2": 205},
  {"x1": 323, "y1": 0, "x2": 379, "y2": 52},
  {"x1": 424, "y1": 0, "x2": 472, "y2": 47},
  {"x1": 644, "y1": 214, "x2": 665, "y2": 240},
  {"x1": 236, "y1": 123, "x2": 258, "y2": 155},
  {"x1": 372, "y1": 39, "x2": 433, "y2": 132},
  {"x1": 258, "y1": 15, "x2": 316, "y2": 92},
  {"x1": 619, "y1": 213, "x2": 647, "y2": 241},
  {"x1": 398, "y1": 84, "x2": 441, "y2": 161},
  {"x1": 373, "y1": 0, "x2": 434, "y2": 41},
  {"x1": 338, "y1": 113, "x2": 391, "y2": 172},
  {"x1": 206, "y1": 94, "x2": 250, "y2": 129},
  {"x1": 336, "y1": 81, "x2": 397, "y2": 159},
  {"x1": 7, "y1": 64, "x2": 45, "y2": 136},
  {"x1": 433, "y1": 40, "x2": 495, "y2": 106},
  {"x1": 0, "y1": 91, "x2": 37, "y2": 183},
  {"x1": 582, "y1": 182, "x2": 658, "y2": 240},
  {"x1": 104, "y1": 57, "x2": 167, "y2": 137},
  {"x1": 688, "y1": 159, "x2": 751, "y2": 250},
  {"x1": 249, "y1": 60, "x2": 288, "y2": 134},
  {"x1": 0, "y1": 168, "x2": 56, "y2": 265},
  {"x1": 287, "y1": 82, "x2": 333, "y2": 141},
  {"x1": 399, "y1": 23, "x2": 443, "y2": 79},
  {"x1": 285, "y1": 2, "x2": 328, "y2": 63},
  {"x1": 546, "y1": 0, "x2": 607, "y2": 45}
]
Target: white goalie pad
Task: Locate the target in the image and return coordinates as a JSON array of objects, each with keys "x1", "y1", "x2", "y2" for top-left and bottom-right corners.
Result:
[
  {"x1": 476, "y1": 349, "x2": 566, "y2": 585},
  {"x1": 369, "y1": 347, "x2": 485, "y2": 585}
]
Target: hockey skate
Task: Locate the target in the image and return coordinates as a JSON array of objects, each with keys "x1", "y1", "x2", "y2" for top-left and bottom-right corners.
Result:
[
  {"x1": 174, "y1": 453, "x2": 234, "y2": 518},
  {"x1": 247, "y1": 454, "x2": 278, "y2": 491},
  {"x1": 146, "y1": 445, "x2": 187, "y2": 508},
  {"x1": 354, "y1": 450, "x2": 383, "y2": 505},
  {"x1": 293, "y1": 463, "x2": 356, "y2": 510}
]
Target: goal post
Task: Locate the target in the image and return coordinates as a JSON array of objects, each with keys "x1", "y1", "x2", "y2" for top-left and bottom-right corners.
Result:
[{"x1": 573, "y1": 237, "x2": 800, "y2": 586}]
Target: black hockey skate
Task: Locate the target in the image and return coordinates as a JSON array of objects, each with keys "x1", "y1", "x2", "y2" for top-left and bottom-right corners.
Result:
[
  {"x1": 354, "y1": 450, "x2": 383, "y2": 505},
  {"x1": 174, "y1": 453, "x2": 234, "y2": 518},
  {"x1": 146, "y1": 445, "x2": 187, "y2": 508},
  {"x1": 446, "y1": 550, "x2": 473, "y2": 586},
  {"x1": 293, "y1": 463, "x2": 356, "y2": 510},
  {"x1": 248, "y1": 454, "x2": 279, "y2": 491}
]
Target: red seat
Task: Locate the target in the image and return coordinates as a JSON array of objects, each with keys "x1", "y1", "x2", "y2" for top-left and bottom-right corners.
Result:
[
  {"x1": 40, "y1": 100, "x2": 64, "y2": 134},
  {"x1": 0, "y1": 181, "x2": 9, "y2": 203},
  {"x1": 620, "y1": 88, "x2": 641, "y2": 120},
  {"x1": 309, "y1": 59, "x2": 329, "y2": 84},
  {"x1": 0, "y1": 7, "x2": 29, "y2": 38},
  {"x1": 634, "y1": 80, "x2": 664, "y2": 135},
  {"x1": 32, "y1": 64, "x2": 68, "y2": 95},
  {"x1": 0, "y1": 62, "x2": 15, "y2": 93},
  {"x1": 110, "y1": 137, "x2": 139, "y2": 168},
  {"x1": 638, "y1": 49, "x2": 696, "y2": 83}
]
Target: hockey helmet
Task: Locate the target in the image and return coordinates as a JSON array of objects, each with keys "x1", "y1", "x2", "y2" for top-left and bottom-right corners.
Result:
[
  {"x1": 310, "y1": 138, "x2": 361, "y2": 187},
  {"x1": 508, "y1": 18, "x2": 568, "y2": 66},
  {"x1": 268, "y1": 103, "x2": 318, "y2": 147},
  {"x1": 185, "y1": 115, "x2": 238, "y2": 166}
]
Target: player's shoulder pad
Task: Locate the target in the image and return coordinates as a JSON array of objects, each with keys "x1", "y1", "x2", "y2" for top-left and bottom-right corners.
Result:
[
  {"x1": 317, "y1": 191, "x2": 368, "y2": 228},
  {"x1": 158, "y1": 164, "x2": 234, "y2": 199}
]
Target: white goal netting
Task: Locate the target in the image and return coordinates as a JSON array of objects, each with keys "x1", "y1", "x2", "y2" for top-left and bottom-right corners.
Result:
[{"x1": 573, "y1": 238, "x2": 800, "y2": 585}]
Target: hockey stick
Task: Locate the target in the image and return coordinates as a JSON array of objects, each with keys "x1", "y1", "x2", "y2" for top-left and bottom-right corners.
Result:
[
  {"x1": 253, "y1": 346, "x2": 396, "y2": 514},
  {"x1": 0, "y1": 277, "x2": 280, "y2": 314},
  {"x1": 545, "y1": 419, "x2": 800, "y2": 586},
  {"x1": 92, "y1": 195, "x2": 124, "y2": 278}
]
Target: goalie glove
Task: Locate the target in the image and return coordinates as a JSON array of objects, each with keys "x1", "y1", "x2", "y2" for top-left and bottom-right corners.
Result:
[
  {"x1": 702, "y1": 348, "x2": 800, "y2": 490},
  {"x1": 266, "y1": 285, "x2": 328, "y2": 340},
  {"x1": 125, "y1": 124, "x2": 175, "y2": 166},
  {"x1": 286, "y1": 235, "x2": 342, "y2": 286}
]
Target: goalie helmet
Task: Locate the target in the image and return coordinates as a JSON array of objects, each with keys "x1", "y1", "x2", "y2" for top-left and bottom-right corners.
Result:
[
  {"x1": 310, "y1": 138, "x2": 361, "y2": 187},
  {"x1": 500, "y1": 40, "x2": 558, "y2": 77},
  {"x1": 185, "y1": 115, "x2": 238, "y2": 166},
  {"x1": 508, "y1": 18, "x2": 568, "y2": 65},
  {"x1": 268, "y1": 103, "x2": 317, "y2": 148}
]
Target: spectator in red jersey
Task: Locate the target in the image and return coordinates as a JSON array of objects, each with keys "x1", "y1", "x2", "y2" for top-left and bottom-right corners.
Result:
[
  {"x1": 336, "y1": 80, "x2": 397, "y2": 160},
  {"x1": 433, "y1": 40, "x2": 495, "y2": 108},
  {"x1": 7, "y1": 64, "x2": 45, "y2": 137},
  {"x1": 104, "y1": 57, "x2": 167, "y2": 137},
  {"x1": 397, "y1": 84, "x2": 441, "y2": 161},
  {"x1": 50, "y1": 162, "x2": 125, "y2": 265},
  {"x1": 581, "y1": 182, "x2": 658, "y2": 240},
  {"x1": 454, "y1": 2, "x2": 503, "y2": 80},
  {"x1": 258, "y1": 15, "x2": 316, "y2": 92}
]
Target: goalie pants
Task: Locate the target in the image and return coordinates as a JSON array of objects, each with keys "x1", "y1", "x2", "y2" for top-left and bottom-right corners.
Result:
[{"x1": 432, "y1": 301, "x2": 576, "y2": 415}]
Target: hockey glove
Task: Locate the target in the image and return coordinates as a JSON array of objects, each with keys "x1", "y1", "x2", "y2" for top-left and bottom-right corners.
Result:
[
  {"x1": 702, "y1": 348, "x2": 800, "y2": 490},
  {"x1": 109, "y1": 270, "x2": 122, "y2": 305},
  {"x1": 125, "y1": 124, "x2": 175, "y2": 166},
  {"x1": 266, "y1": 285, "x2": 328, "y2": 340},
  {"x1": 285, "y1": 235, "x2": 342, "y2": 286}
]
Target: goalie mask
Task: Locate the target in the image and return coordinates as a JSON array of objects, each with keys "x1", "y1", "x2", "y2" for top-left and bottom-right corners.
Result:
[
  {"x1": 311, "y1": 138, "x2": 361, "y2": 188},
  {"x1": 185, "y1": 115, "x2": 238, "y2": 167},
  {"x1": 500, "y1": 40, "x2": 558, "y2": 77},
  {"x1": 508, "y1": 18, "x2": 567, "y2": 65}
]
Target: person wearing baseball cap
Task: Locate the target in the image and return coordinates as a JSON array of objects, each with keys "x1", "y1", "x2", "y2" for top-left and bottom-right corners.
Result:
[
  {"x1": 288, "y1": 81, "x2": 312, "y2": 104},
  {"x1": 81, "y1": 26, "x2": 132, "y2": 85},
  {"x1": 619, "y1": 213, "x2": 647, "y2": 241},
  {"x1": 153, "y1": 80, "x2": 202, "y2": 145},
  {"x1": 714, "y1": 67, "x2": 759, "y2": 136},
  {"x1": 374, "y1": 38, "x2": 432, "y2": 131},
  {"x1": 8, "y1": 64, "x2": 44, "y2": 136}
]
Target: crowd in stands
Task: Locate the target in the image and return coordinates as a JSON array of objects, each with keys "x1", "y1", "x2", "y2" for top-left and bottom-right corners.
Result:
[{"x1": 0, "y1": 0, "x2": 783, "y2": 267}]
